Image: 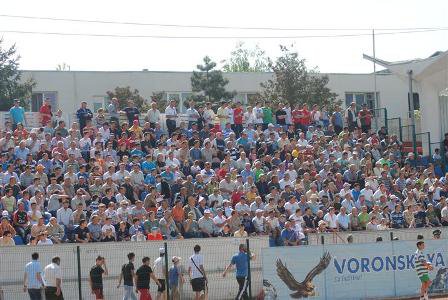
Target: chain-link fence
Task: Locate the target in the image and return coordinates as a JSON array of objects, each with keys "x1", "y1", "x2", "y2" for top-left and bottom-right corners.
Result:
[
  {"x1": 386, "y1": 117, "x2": 402, "y2": 141},
  {"x1": 0, "y1": 237, "x2": 268, "y2": 300},
  {"x1": 370, "y1": 107, "x2": 388, "y2": 133}
]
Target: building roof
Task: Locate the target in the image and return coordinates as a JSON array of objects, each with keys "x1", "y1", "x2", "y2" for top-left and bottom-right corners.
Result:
[{"x1": 363, "y1": 50, "x2": 448, "y2": 81}]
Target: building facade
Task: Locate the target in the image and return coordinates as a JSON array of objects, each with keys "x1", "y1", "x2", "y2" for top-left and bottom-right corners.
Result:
[{"x1": 21, "y1": 69, "x2": 413, "y2": 123}]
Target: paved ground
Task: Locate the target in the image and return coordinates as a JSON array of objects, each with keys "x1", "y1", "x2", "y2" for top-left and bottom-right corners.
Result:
[{"x1": 383, "y1": 295, "x2": 448, "y2": 300}]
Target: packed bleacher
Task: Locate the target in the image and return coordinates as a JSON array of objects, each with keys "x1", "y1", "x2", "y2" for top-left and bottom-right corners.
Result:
[{"x1": 0, "y1": 97, "x2": 447, "y2": 247}]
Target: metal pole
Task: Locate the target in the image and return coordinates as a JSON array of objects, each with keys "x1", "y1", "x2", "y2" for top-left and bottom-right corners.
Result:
[
  {"x1": 398, "y1": 117, "x2": 403, "y2": 142},
  {"x1": 164, "y1": 242, "x2": 170, "y2": 300},
  {"x1": 320, "y1": 235, "x2": 325, "y2": 245},
  {"x1": 246, "y1": 239, "x2": 252, "y2": 299},
  {"x1": 372, "y1": 29, "x2": 378, "y2": 109},
  {"x1": 76, "y1": 246, "x2": 82, "y2": 300},
  {"x1": 408, "y1": 70, "x2": 418, "y2": 158}
]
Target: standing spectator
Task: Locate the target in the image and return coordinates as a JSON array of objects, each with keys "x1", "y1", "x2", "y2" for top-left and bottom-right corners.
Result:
[
  {"x1": 117, "y1": 252, "x2": 137, "y2": 300},
  {"x1": 169, "y1": 256, "x2": 184, "y2": 300},
  {"x1": 89, "y1": 256, "x2": 109, "y2": 300},
  {"x1": 10, "y1": 99, "x2": 27, "y2": 130},
  {"x1": 76, "y1": 101, "x2": 93, "y2": 134},
  {"x1": 108, "y1": 97, "x2": 120, "y2": 125},
  {"x1": 121, "y1": 100, "x2": 140, "y2": 125},
  {"x1": 39, "y1": 98, "x2": 53, "y2": 127},
  {"x1": 43, "y1": 256, "x2": 63, "y2": 300},
  {"x1": 23, "y1": 252, "x2": 44, "y2": 300},
  {"x1": 154, "y1": 247, "x2": 167, "y2": 300},
  {"x1": 233, "y1": 101, "x2": 244, "y2": 138},
  {"x1": 135, "y1": 256, "x2": 161, "y2": 300},
  {"x1": 222, "y1": 243, "x2": 255, "y2": 300},
  {"x1": 188, "y1": 244, "x2": 207, "y2": 300},
  {"x1": 358, "y1": 104, "x2": 372, "y2": 133},
  {"x1": 345, "y1": 102, "x2": 358, "y2": 132},
  {"x1": 186, "y1": 100, "x2": 200, "y2": 129},
  {"x1": 146, "y1": 102, "x2": 161, "y2": 129},
  {"x1": 165, "y1": 100, "x2": 178, "y2": 137}
]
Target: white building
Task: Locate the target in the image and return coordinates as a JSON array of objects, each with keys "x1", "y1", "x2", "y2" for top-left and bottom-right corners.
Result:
[
  {"x1": 18, "y1": 50, "x2": 447, "y2": 143},
  {"x1": 21, "y1": 70, "x2": 408, "y2": 117}
]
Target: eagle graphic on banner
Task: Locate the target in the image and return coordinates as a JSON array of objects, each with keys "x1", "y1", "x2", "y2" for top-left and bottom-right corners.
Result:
[{"x1": 276, "y1": 252, "x2": 331, "y2": 298}]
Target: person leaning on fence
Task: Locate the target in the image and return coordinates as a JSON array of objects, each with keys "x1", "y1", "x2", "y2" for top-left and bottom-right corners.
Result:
[
  {"x1": 23, "y1": 252, "x2": 45, "y2": 300},
  {"x1": 89, "y1": 256, "x2": 109, "y2": 300},
  {"x1": 222, "y1": 243, "x2": 255, "y2": 300},
  {"x1": 188, "y1": 244, "x2": 207, "y2": 300},
  {"x1": 117, "y1": 252, "x2": 137, "y2": 300},
  {"x1": 43, "y1": 256, "x2": 63, "y2": 300}
]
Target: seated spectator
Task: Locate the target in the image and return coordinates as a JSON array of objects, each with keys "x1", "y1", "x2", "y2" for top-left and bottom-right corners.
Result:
[
  {"x1": 0, "y1": 230, "x2": 15, "y2": 246},
  {"x1": 46, "y1": 217, "x2": 65, "y2": 244}
]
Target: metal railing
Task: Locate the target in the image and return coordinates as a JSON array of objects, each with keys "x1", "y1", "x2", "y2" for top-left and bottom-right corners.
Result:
[{"x1": 386, "y1": 117, "x2": 402, "y2": 141}]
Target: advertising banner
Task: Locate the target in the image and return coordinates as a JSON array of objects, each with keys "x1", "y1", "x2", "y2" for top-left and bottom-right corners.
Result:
[{"x1": 262, "y1": 239, "x2": 448, "y2": 299}]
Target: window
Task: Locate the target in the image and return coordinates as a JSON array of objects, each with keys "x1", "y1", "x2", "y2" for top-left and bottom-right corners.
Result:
[
  {"x1": 408, "y1": 92, "x2": 420, "y2": 111},
  {"x1": 92, "y1": 96, "x2": 108, "y2": 112},
  {"x1": 345, "y1": 92, "x2": 379, "y2": 110},
  {"x1": 31, "y1": 92, "x2": 57, "y2": 112}
]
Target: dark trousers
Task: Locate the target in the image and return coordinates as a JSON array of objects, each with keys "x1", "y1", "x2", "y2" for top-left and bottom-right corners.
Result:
[
  {"x1": 28, "y1": 288, "x2": 42, "y2": 300},
  {"x1": 45, "y1": 286, "x2": 64, "y2": 300},
  {"x1": 166, "y1": 119, "x2": 176, "y2": 136},
  {"x1": 233, "y1": 124, "x2": 243, "y2": 138},
  {"x1": 235, "y1": 276, "x2": 249, "y2": 300}
]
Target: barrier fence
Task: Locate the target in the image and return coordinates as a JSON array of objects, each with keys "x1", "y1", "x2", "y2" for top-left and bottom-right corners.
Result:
[
  {"x1": 262, "y1": 239, "x2": 448, "y2": 300},
  {"x1": 370, "y1": 108, "x2": 388, "y2": 133},
  {"x1": 0, "y1": 237, "x2": 268, "y2": 300}
]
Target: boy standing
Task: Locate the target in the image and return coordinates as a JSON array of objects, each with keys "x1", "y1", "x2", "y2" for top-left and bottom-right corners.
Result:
[{"x1": 415, "y1": 241, "x2": 433, "y2": 300}]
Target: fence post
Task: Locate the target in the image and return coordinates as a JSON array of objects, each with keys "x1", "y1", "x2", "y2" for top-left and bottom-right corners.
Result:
[
  {"x1": 428, "y1": 131, "x2": 432, "y2": 159},
  {"x1": 76, "y1": 246, "x2": 82, "y2": 300},
  {"x1": 398, "y1": 117, "x2": 403, "y2": 142},
  {"x1": 164, "y1": 242, "x2": 170, "y2": 300},
  {"x1": 384, "y1": 108, "x2": 388, "y2": 131},
  {"x1": 390, "y1": 232, "x2": 394, "y2": 241},
  {"x1": 246, "y1": 239, "x2": 252, "y2": 300},
  {"x1": 320, "y1": 235, "x2": 325, "y2": 245}
]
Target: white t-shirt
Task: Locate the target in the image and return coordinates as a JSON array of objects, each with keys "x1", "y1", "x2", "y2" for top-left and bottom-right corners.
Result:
[
  {"x1": 153, "y1": 256, "x2": 165, "y2": 279},
  {"x1": 43, "y1": 263, "x2": 62, "y2": 287},
  {"x1": 324, "y1": 213, "x2": 338, "y2": 229},
  {"x1": 189, "y1": 254, "x2": 205, "y2": 279}
]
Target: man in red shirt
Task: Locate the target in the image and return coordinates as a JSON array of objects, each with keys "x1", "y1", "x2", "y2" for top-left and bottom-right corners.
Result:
[
  {"x1": 292, "y1": 104, "x2": 302, "y2": 133},
  {"x1": 233, "y1": 101, "x2": 244, "y2": 138},
  {"x1": 39, "y1": 98, "x2": 52, "y2": 126},
  {"x1": 298, "y1": 103, "x2": 311, "y2": 133},
  {"x1": 358, "y1": 104, "x2": 372, "y2": 133}
]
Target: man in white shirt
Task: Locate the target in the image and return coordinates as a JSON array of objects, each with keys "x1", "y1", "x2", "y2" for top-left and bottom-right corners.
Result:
[
  {"x1": 203, "y1": 102, "x2": 215, "y2": 128},
  {"x1": 186, "y1": 101, "x2": 200, "y2": 129},
  {"x1": 165, "y1": 100, "x2": 177, "y2": 136},
  {"x1": 43, "y1": 256, "x2": 63, "y2": 300},
  {"x1": 324, "y1": 207, "x2": 339, "y2": 231},
  {"x1": 154, "y1": 248, "x2": 167, "y2": 300},
  {"x1": 146, "y1": 102, "x2": 161, "y2": 128},
  {"x1": 212, "y1": 208, "x2": 227, "y2": 232},
  {"x1": 189, "y1": 244, "x2": 207, "y2": 300}
]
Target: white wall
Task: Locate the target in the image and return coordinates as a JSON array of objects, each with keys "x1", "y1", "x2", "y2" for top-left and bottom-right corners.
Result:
[{"x1": 22, "y1": 70, "x2": 409, "y2": 113}]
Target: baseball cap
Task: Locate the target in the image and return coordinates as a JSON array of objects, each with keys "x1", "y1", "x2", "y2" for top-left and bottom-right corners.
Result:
[
  {"x1": 204, "y1": 209, "x2": 211, "y2": 214},
  {"x1": 159, "y1": 247, "x2": 165, "y2": 254}
]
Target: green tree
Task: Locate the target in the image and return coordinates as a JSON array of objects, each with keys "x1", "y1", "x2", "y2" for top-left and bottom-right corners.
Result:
[
  {"x1": 260, "y1": 45, "x2": 339, "y2": 109},
  {"x1": 106, "y1": 86, "x2": 149, "y2": 111},
  {"x1": 222, "y1": 42, "x2": 270, "y2": 72},
  {"x1": 0, "y1": 39, "x2": 35, "y2": 111},
  {"x1": 191, "y1": 56, "x2": 235, "y2": 104}
]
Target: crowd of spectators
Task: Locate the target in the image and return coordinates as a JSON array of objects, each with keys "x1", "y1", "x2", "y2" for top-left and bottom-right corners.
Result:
[{"x1": 0, "y1": 96, "x2": 447, "y2": 248}]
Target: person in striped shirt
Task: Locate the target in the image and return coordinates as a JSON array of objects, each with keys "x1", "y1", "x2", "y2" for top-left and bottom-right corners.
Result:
[{"x1": 415, "y1": 241, "x2": 433, "y2": 300}]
